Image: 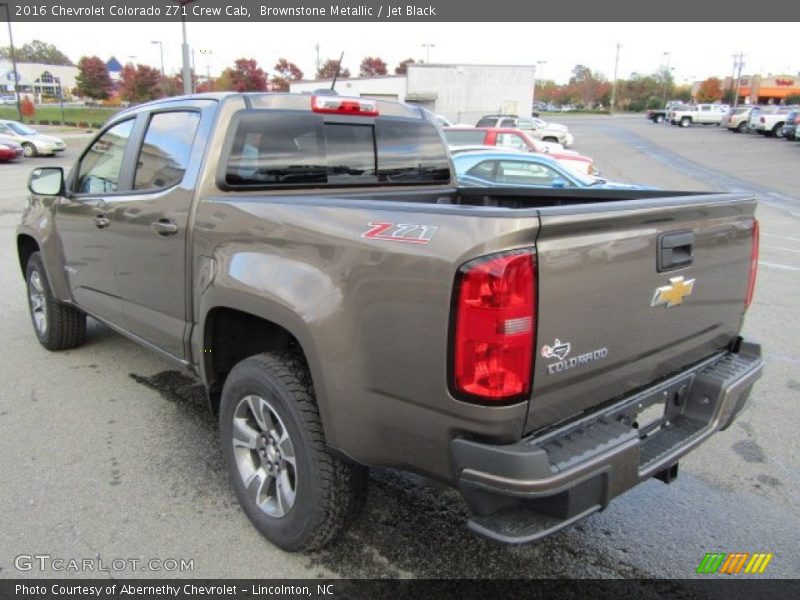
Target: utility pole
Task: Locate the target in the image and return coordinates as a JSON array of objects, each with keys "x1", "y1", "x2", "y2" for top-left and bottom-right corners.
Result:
[
  {"x1": 733, "y1": 53, "x2": 745, "y2": 107},
  {"x1": 661, "y1": 51, "x2": 672, "y2": 104},
  {"x1": 532, "y1": 60, "x2": 545, "y2": 106},
  {"x1": 152, "y1": 41, "x2": 165, "y2": 76},
  {"x1": 611, "y1": 43, "x2": 621, "y2": 111},
  {"x1": 315, "y1": 43, "x2": 320, "y2": 75},
  {"x1": 0, "y1": 2, "x2": 23, "y2": 121},
  {"x1": 422, "y1": 43, "x2": 435, "y2": 64}
]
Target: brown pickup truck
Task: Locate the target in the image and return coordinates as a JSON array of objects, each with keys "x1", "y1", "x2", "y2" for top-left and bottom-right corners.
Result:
[{"x1": 18, "y1": 93, "x2": 763, "y2": 551}]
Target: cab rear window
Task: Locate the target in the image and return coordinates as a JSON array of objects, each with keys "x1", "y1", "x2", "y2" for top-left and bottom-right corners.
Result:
[{"x1": 223, "y1": 111, "x2": 450, "y2": 188}]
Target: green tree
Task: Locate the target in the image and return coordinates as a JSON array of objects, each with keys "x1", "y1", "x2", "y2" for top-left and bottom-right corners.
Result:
[
  {"x1": 785, "y1": 93, "x2": 800, "y2": 105},
  {"x1": 0, "y1": 40, "x2": 72, "y2": 65},
  {"x1": 75, "y1": 56, "x2": 113, "y2": 100}
]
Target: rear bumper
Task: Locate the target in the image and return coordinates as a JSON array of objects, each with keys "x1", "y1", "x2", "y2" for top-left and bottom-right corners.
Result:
[{"x1": 451, "y1": 340, "x2": 763, "y2": 544}]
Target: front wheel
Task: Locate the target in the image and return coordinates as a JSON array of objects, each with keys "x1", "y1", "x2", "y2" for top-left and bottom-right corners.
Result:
[
  {"x1": 25, "y1": 252, "x2": 86, "y2": 350},
  {"x1": 220, "y1": 353, "x2": 367, "y2": 551},
  {"x1": 22, "y1": 143, "x2": 37, "y2": 158},
  {"x1": 737, "y1": 121, "x2": 748, "y2": 133},
  {"x1": 772, "y1": 124, "x2": 784, "y2": 138},
  {"x1": 680, "y1": 117, "x2": 691, "y2": 128}
]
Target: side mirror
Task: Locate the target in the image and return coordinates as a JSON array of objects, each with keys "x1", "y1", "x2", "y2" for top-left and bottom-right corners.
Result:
[
  {"x1": 28, "y1": 167, "x2": 64, "y2": 196},
  {"x1": 552, "y1": 177, "x2": 567, "y2": 189}
]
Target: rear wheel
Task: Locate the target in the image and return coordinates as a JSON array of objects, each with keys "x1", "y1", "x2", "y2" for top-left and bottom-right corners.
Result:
[
  {"x1": 25, "y1": 252, "x2": 86, "y2": 350},
  {"x1": 737, "y1": 121, "x2": 748, "y2": 133},
  {"x1": 771, "y1": 124, "x2": 784, "y2": 138},
  {"x1": 220, "y1": 353, "x2": 367, "y2": 551},
  {"x1": 22, "y1": 143, "x2": 37, "y2": 158},
  {"x1": 655, "y1": 114, "x2": 665, "y2": 123}
]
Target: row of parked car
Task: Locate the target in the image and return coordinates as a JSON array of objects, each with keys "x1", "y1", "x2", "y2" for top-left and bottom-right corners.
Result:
[
  {"x1": 440, "y1": 114, "x2": 654, "y2": 191},
  {"x1": 0, "y1": 119, "x2": 66, "y2": 162},
  {"x1": 647, "y1": 101, "x2": 800, "y2": 140},
  {"x1": 721, "y1": 105, "x2": 800, "y2": 140}
]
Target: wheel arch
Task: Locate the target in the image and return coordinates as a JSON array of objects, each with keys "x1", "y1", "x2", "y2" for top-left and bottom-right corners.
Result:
[{"x1": 17, "y1": 234, "x2": 40, "y2": 277}]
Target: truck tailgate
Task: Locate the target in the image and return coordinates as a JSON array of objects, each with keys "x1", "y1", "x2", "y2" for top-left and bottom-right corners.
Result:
[{"x1": 527, "y1": 194, "x2": 757, "y2": 434}]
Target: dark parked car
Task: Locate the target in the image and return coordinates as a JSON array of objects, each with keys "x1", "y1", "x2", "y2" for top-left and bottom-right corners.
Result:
[{"x1": 781, "y1": 110, "x2": 800, "y2": 140}]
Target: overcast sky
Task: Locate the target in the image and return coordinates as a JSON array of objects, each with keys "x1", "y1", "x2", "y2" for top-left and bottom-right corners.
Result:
[{"x1": 6, "y1": 21, "x2": 798, "y2": 84}]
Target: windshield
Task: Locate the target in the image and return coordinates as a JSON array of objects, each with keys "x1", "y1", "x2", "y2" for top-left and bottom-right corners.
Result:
[{"x1": 8, "y1": 122, "x2": 38, "y2": 136}]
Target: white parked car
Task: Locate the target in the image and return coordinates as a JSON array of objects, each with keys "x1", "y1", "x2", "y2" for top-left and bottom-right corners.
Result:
[
  {"x1": 669, "y1": 104, "x2": 729, "y2": 127},
  {"x1": 0, "y1": 120, "x2": 66, "y2": 157},
  {"x1": 751, "y1": 106, "x2": 799, "y2": 138}
]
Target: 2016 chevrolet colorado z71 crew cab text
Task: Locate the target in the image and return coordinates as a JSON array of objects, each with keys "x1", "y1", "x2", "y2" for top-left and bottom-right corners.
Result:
[{"x1": 18, "y1": 93, "x2": 762, "y2": 551}]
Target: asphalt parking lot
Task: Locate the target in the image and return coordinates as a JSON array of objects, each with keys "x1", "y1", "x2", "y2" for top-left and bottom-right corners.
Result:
[{"x1": 0, "y1": 116, "x2": 798, "y2": 580}]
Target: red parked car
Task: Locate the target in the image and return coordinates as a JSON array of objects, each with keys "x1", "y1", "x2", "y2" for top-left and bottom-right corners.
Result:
[
  {"x1": 443, "y1": 127, "x2": 599, "y2": 176},
  {"x1": 0, "y1": 135, "x2": 24, "y2": 162}
]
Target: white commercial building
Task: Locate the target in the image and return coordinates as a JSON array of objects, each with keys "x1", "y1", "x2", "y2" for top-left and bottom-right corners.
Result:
[
  {"x1": 0, "y1": 60, "x2": 79, "y2": 100},
  {"x1": 291, "y1": 63, "x2": 537, "y2": 125}
]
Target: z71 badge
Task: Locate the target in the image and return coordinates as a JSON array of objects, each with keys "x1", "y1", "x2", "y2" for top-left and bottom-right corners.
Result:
[{"x1": 362, "y1": 221, "x2": 438, "y2": 245}]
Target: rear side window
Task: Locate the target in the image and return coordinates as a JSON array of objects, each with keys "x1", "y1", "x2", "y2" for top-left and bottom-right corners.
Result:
[
  {"x1": 224, "y1": 112, "x2": 450, "y2": 188},
  {"x1": 475, "y1": 117, "x2": 497, "y2": 127},
  {"x1": 134, "y1": 111, "x2": 201, "y2": 191}
]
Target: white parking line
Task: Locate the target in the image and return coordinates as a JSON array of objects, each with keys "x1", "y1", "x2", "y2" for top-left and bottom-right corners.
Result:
[
  {"x1": 763, "y1": 245, "x2": 800, "y2": 255},
  {"x1": 759, "y1": 261, "x2": 800, "y2": 272},
  {"x1": 762, "y1": 233, "x2": 800, "y2": 243}
]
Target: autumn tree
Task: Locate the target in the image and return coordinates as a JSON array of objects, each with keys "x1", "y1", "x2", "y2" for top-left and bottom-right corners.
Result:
[
  {"x1": 359, "y1": 56, "x2": 388, "y2": 77},
  {"x1": 119, "y1": 64, "x2": 162, "y2": 103},
  {"x1": 75, "y1": 56, "x2": 113, "y2": 100},
  {"x1": 225, "y1": 58, "x2": 268, "y2": 92},
  {"x1": 0, "y1": 40, "x2": 72, "y2": 65},
  {"x1": 20, "y1": 97, "x2": 35, "y2": 120},
  {"x1": 394, "y1": 58, "x2": 415, "y2": 75},
  {"x1": 317, "y1": 58, "x2": 350, "y2": 80},
  {"x1": 696, "y1": 77, "x2": 723, "y2": 103},
  {"x1": 271, "y1": 58, "x2": 303, "y2": 91}
]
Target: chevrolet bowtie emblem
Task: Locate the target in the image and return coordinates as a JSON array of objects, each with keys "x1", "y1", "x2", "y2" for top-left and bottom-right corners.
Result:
[{"x1": 651, "y1": 276, "x2": 695, "y2": 308}]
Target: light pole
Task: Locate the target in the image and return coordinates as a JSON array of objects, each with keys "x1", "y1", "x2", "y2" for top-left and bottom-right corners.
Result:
[
  {"x1": 173, "y1": 0, "x2": 198, "y2": 95},
  {"x1": 532, "y1": 60, "x2": 545, "y2": 106},
  {"x1": 199, "y1": 48, "x2": 213, "y2": 91},
  {"x1": 422, "y1": 43, "x2": 435, "y2": 64},
  {"x1": 611, "y1": 43, "x2": 621, "y2": 111},
  {"x1": 661, "y1": 51, "x2": 672, "y2": 104},
  {"x1": 0, "y1": 2, "x2": 22, "y2": 122},
  {"x1": 151, "y1": 41, "x2": 165, "y2": 76}
]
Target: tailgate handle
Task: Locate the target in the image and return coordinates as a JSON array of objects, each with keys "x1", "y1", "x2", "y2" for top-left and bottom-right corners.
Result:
[{"x1": 658, "y1": 231, "x2": 693, "y2": 271}]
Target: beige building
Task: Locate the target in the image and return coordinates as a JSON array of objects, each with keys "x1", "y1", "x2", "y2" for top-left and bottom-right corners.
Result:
[{"x1": 0, "y1": 60, "x2": 79, "y2": 100}]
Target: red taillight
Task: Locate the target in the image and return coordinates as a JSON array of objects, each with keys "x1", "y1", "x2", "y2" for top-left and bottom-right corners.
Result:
[
  {"x1": 795, "y1": 116, "x2": 800, "y2": 125},
  {"x1": 451, "y1": 250, "x2": 536, "y2": 403},
  {"x1": 311, "y1": 95, "x2": 379, "y2": 116},
  {"x1": 745, "y1": 220, "x2": 759, "y2": 310},
  {"x1": 760, "y1": 117, "x2": 765, "y2": 123}
]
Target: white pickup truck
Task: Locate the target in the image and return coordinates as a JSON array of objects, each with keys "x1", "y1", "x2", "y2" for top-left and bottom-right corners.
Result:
[
  {"x1": 751, "y1": 105, "x2": 799, "y2": 138},
  {"x1": 669, "y1": 104, "x2": 729, "y2": 127}
]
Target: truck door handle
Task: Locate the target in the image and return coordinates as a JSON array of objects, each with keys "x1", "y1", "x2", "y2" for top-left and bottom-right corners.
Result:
[
  {"x1": 151, "y1": 219, "x2": 179, "y2": 236},
  {"x1": 94, "y1": 215, "x2": 111, "y2": 229},
  {"x1": 658, "y1": 231, "x2": 694, "y2": 271}
]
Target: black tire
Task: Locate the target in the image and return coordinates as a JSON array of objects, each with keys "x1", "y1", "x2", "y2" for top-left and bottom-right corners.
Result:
[
  {"x1": 25, "y1": 252, "x2": 86, "y2": 351},
  {"x1": 737, "y1": 121, "x2": 748, "y2": 133},
  {"x1": 680, "y1": 117, "x2": 691, "y2": 128},
  {"x1": 22, "y1": 142, "x2": 37, "y2": 158},
  {"x1": 771, "y1": 124, "x2": 784, "y2": 138},
  {"x1": 220, "y1": 352, "x2": 367, "y2": 551},
  {"x1": 655, "y1": 114, "x2": 665, "y2": 123}
]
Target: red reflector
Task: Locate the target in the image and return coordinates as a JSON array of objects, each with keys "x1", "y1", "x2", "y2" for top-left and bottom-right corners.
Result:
[
  {"x1": 452, "y1": 251, "x2": 536, "y2": 403},
  {"x1": 745, "y1": 219, "x2": 759, "y2": 310},
  {"x1": 311, "y1": 95, "x2": 379, "y2": 116}
]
